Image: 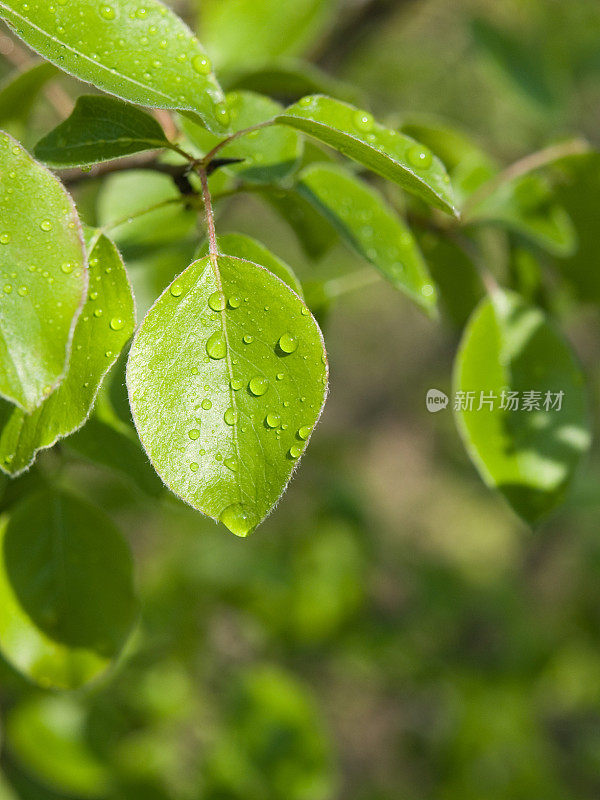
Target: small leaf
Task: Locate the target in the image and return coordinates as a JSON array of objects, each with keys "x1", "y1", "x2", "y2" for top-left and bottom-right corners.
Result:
[
  {"x1": 0, "y1": 61, "x2": 58, "y2": 129},
  {"x1": 198, "y1": 232, "x2": 303, "y2": 296},
  {"x1": 200, "y1": 0, "x2": 336, "y2": 72},
  {"x1": 127, "y1": 254, "x2": 328, "y2": 536},
  {"x1": 454, "y1": 290, "x2": 590, "y2": 523},
  {"x1": 184, "y1": 90, "x2": 302, "y2": 184},
  {"x1": 0, "y1": 488, "x2": 138, "y2": 689},
  {"x1": 0, "y1": 0, "x2": 229, "y2": 134},
  {"x1": 277, "y1": 95, "x2": 458, "y2": 216},
  {"x1": 0, "y1": 132, "x2": 87, "y2": 411},
  {"x1": 0, "y1": 230, "x2": 135, "y2": 475},
  {"x1": 298, "y1": 163, "x2": 437, "y2": 312},
  {"x1": 35, "y1": 95, "x2": 170, "y2": 168},
  {"x1": 466, "y1": 172, "x2": 576, "y2": 256}
]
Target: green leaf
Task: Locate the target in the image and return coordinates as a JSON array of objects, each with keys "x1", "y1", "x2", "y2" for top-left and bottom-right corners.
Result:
[
  {"x1": 276, "y1": 95, "x2": 458, "y2": 216},
  {"x1": 0, "y1": 230, "x2": 135, "y2": 475},
  {"x1": 259, "y1": 185, "x2": 338, "y2": 259},
  {"x1": 35, "y1": 94, "x2": 170, "y2": 168},
  {"x1": 0, "y1": 61, "x2": 58, "y2": 129},
  {"x1": 453, "y1": 290, "x2": 590, "y2": 524},
  {"x1": 0, "y1": 0, "x2": 229, "y2": 134},
  {"x1": 0, "y1": 132, "x2": 87, "y2": 411},
  {"x1": 127, "y1": 254, "x2": 328, "y2": 536},
  {"x1": 224, "y1": 58, "x2": 362, "y2": 105},
  {"x1": 183, "y1": 90, "x2": 302, "y2": 184},
  {"x1": 297, "y1": 163, "x2": 437, "y2": 312},
  {"x1": 466, "y1": 172, "x2": 576, "y2": 256},
  {"x1": 0, "y1": 488, "x2": 138, "y2": 689},
  {"x1": 6, "y1": 695, "x2": 111, "y2": 798},
  {"x1": 198, "y1": 232, "x2": 303, "y2": 297},
  {"x1": 200, "y1": 0, "x2": 336, "y2": 72}
]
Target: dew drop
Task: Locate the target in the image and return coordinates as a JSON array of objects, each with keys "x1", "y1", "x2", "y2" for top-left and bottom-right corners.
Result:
[
  {"x1": 228, "y1": 296, "x2": 241, "y2": 309},
  {"x1": 188, "y1": 428, "x2": 200, "y2": 440},
  {"x1": 110, "y1": 316, "x2": 124, "y2": 330},
  {"x1": 170, "y1": 283, "x2": 183, "y2": 297},
  {"x1": 190, "y1": 462, "x2": 199, "y2": 472},
  {"x1": 249, "y1": 376, "x2": 268, "y2": 396},
  {"x1": 17, "y1": 286, "x2": 27, "y2": 297},
  {"x1": 421, "y1": 283, "x2": 434, "y2": 297},
  {"x1": 206, "y1": 330, "x2": 227, "y2": 359},
  {"x1": 230, "y1": 378, "x2": 243, "y2": 390},
  {"x1": 99, "y1": 4, "x2": 115, "y2": 19},
  {"x1": 40, "y1": 219, "x2": 52, "y2": 232},
  {"x1": 276, "y1": 373, "x2": 284, "y2": 381},
  {"x1": 191, "y1": 53, "x2": 212, "y2": 74},
  {"x1": 201, "y1": 398, "x2": 212, "y2": 410},
  {"x1": 60, "y1": 261, "x2": 74, "y2": 274},
  {"x1": 407, "y1": 145, "x2": 433, "y2": 169},
  {"x1": 3, "y1": 284, "x2": 11, "y2": 294},
  {"x1": 214, "y1": 102, "x2": 231, "y2": 127},
  {"x1": 354, "y1": 110, "x2": 374, "y2": 132},
  {"x1": 208, "y1": 291, "x2": 226, "y2": 311},
  {"x1": 94, "y1": 308, "x2": 103, "y2": 318},
  {"x1": 224, "y1": 407, "x2": 237, "y2": 425},
  {"x1": 298, "y1": 426, "x2": 311, "y2": 440},
  {"x1": 224, "y1": 456, "x2": 238, "y2": 472},
  {"x1": 266, "y1": 412, "x2": 281, "y2": 428},
  {"x1": 219, "y1": 503, "x2": 258, "y2": 537},
  {"x1": 278, "y1": 332, "x2": 298, "y2": 354},
  {"x1": 289, "y1": 444, "x2": 303, "y2": 459},
  {"x1": 0, "y1": 233, "x2": 10, "y2": 245},
  {"x1": 243, "y1": 334, "x2": 254, "y2": 344}
]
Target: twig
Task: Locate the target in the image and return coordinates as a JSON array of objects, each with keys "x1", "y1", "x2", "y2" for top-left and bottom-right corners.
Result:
[
  {"x1": 200, "y1": 121, "x2": 274, "y2": 167},
  {"x1": 198, "y1": 165, "x2": 219, "y2": 260},
  {"x1": 59, "y1": 152, "x2": 194, "y2": 189}
]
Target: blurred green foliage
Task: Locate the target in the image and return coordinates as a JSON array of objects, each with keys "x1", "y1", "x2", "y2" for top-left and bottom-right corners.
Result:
[{"x1": 1, "y1": 0, "x2": 600, "y2": 798}]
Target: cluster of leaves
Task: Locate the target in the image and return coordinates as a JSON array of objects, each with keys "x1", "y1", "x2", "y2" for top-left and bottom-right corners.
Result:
[{"x1": 0, "y1": 0, "x2": 596, "y2": 696}]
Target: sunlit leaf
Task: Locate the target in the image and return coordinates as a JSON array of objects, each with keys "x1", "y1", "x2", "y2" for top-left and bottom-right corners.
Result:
[
  {"x1": 0, "y1": 131, "x2": 86, "y2": 411},
  {"x1": 0, "y1": 230, "x2": 135, "y2": 475},
  {"x1": 277, "y1": 95, "x2": 458, "y2": 216},
  {"x1": 184, "y1": 90, "x2": 302, "y2": 184},
  {"x1": 298, "y1": 163, "x2": 437, "y2": 312},
  {"x1": 0, "y1": 488, "x2": 138, "y2": 689},
  {"x1": 127, "y1": 254, "x2": 328, "y2": 537},
  {"x1": 200, "y1": 0, "x2": 336, "y2": 72},
  {"x1": 198, "y1": 232, "x2": 303, "y2": 296},
  {"x1": 0, "y1": 0, "x2": 229, "y2": 133},
  {"x1": 454, "y1": 289, "x2": 590, "y2": 523},
  {"x1": 35, "y1": 95, "x2": 170, "y2": 167},
  {"x1": 6, "y1": 695, "x2": 111, "y2": 798}
]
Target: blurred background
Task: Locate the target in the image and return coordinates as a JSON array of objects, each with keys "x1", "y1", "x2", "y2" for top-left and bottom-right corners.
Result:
[{"x1": 2, "y1": 0, "x2": 600, "y2": 798}]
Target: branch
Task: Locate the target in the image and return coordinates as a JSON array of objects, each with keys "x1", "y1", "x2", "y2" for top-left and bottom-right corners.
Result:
[{"x1": 59, "y1": 152, "x2": 196, "y2": 194}]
